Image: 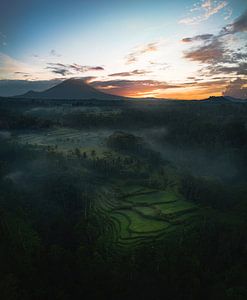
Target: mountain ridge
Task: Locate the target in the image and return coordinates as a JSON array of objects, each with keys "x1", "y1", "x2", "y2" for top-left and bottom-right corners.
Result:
[
  {"x1": 15, "y1": 78, "x2": 125, "y2": 100},
  {"x1": 6, "y1": 79, "x2": 247, "y2": 102}
]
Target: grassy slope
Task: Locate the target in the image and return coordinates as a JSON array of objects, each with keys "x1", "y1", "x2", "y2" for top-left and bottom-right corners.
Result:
[{"x1": 94, "y1": 182, "x2": 202, "y2": 251}]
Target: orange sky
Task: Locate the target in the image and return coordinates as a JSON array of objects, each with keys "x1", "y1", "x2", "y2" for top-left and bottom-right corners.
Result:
[{"x1": 0, "y1": 0, "x2": 246, "y2": 99}]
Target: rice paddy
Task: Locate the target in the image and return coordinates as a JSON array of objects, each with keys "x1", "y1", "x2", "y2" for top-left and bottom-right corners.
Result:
[
  {"x1": 14, "y1": 128, "x2": 201, "y2": 252},
  {"x1": 17, "y1": 127, "x2": 113, "y2": 154},
  {"x1": 94, "y1": 183, "x2": 201, "y2": 251}
]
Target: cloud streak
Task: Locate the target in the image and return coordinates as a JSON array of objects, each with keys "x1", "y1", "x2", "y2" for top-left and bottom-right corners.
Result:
[
  {"x1": 49, "y1": 49, "x2": 62, "y2": 57},
  {"x1": 221, "y1": 10, "x2": 247, "y2": 34},
  {"x1": 46, "y1": 63, "x2": 104, "y2": 76},
  {"x1": 0, "y1": 53, "x2": 34, "y2": 79},
  {"x1": 125, "y1": 42, "x2": 158, "y2": 64},
  {"x1": 92, "y1": 79, "x2": 180, "y2": 97},
  {"x1": 0, "y1": 32, "x2": 7, "y2": 47},
  {"x1": 179, "y1": 0, "x2": 229, "y2": 25},
  {"x1": 181, "y1": 34, "x2": 214, "y2": 43},
  {"x1": 109, "y1": 69, "x2": 149, "y2": 77}
]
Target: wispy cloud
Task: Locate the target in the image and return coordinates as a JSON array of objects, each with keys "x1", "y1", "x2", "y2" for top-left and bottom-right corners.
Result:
[
  {"x1": 125, "y1": 42, "x2": 159, "y2": 64},
  {"x1": 46, "y1": 63, "x2": 70, "y2": 76},
  {"x1": 223, "y1": 78, "x2": 247, "y2": 99},
  {"x1": 181, "y1": 34, "x2": 214, "y2": 43},
  {"x1": 205, "y1": 62, "x2": 247, "y2": 76},
  {"x1": 91, "y1": 79, "x2": 180, "y2": 97},
  {"x1": 69, "y1": 64, "x2": 104, "y2": 72},
  {"x1": 46, "y1": 62, "x2": 104, "y2": 76},
  {"x1": 14, "y1": 71, "x2": 30, "y2": 78},
  {"x1": 179, "y1": 0, "x2": 229, "y2": 25},
  {"x1": 49, "y1": 49, "x2": 62, "y2": 57},
  {"x1": 0, "y1": 53, "x2": 33, "y2": 79},
  {"x1": 221, "y1": 10, "x2": 247, "y2": 34},
  {"x1": 183, "y1": 10, "x2": 247, "y2": 82},
  {"x1": 109, "y1": 69, "x2": 149, "y2": 77},
  {"x1": 0, "y1": 32, "x2": 7, "y2": 47}
]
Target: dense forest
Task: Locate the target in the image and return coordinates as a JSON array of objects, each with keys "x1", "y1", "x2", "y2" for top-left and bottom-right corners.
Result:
[{"x1": 0, "y1": 98, "x2": 247, "y2": 299}]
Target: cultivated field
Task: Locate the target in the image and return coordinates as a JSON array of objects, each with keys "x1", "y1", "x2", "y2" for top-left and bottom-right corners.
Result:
[{"x1": 94, "y1": 184, "x2": 201, "y2": 252}]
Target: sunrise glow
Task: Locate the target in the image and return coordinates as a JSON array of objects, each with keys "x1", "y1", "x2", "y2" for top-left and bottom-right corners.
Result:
[{"x1": 0, "y1": 0, "x2": 246, "y2": 99}]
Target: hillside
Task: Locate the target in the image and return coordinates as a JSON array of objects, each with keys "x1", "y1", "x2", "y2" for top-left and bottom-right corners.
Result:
[{"x1": 17, "y1": 78, "x2": 124, "y2": 100}]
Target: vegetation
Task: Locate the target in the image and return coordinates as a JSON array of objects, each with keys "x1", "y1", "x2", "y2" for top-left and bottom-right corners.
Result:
[{"x1": 0, "y1": 98, "x2": 247, "y2": 299}]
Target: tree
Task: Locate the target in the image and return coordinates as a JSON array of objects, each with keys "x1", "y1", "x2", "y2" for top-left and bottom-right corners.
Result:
[
  {"x1": 74, "y1": 148, "x2": 81, "y2": 157},
  {"x1": 91, "y1": 150, "x2": 96, "y2": 158}
]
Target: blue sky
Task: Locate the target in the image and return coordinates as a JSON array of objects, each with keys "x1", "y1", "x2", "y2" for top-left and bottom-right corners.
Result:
[{"x1": 0, "y1": 0, "x2": 246, "y2": 98}]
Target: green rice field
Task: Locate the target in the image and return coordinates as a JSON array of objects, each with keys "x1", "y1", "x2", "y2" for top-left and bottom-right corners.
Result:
[{"x1": 94, "y1": 183, "x2": 201, "y2": 251}]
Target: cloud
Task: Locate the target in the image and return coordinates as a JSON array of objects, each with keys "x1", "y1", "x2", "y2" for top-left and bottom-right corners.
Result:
[
  {"x1": 181, "y1": 34, "x2": 214, "y2": 43},
  {"x1": 46, "y1": 63, "x2": 71, "y2": 76},
  {"x1": 68, "y1": 64, "x2": 104, "y2": 72},
  {"x1": 0, "y1": 32, "x2": 7, "y2": 47},
  {"x1": 51, "y1": 68, "x2": 71, "y2": 76},
  {"x1": 0, "y1": 53, "x2": 33, "y2": 79},
  {"x1": 179, "y1": 0, "x2": 228, "y2": 25},
  {"x1": 92, "y1": 79, "x2": 178, "y2": 89},
  {"x1": 157, "y1": 79, "x2": 229, "y2": 100},
  {"x1": 149, "y1": 61, "x2": 170, "y2": 70},
  {"x1": 206, "y1": 62, "x2": 247, "y2": 76},
  {"x1": 184, "y1": 39, "x2": 225, "y2": 63},
  {"x1": 109, "y1": 69, "x2": 149, "y2": 77},
  {"x1": 125, "y1": 42, "x2": 158, "y2": 64},
  {"x1": 14, "y1": 71, "x2": 30, "y2": 78},
  {"x1": 183, "y1": 11, "x2": 247, "y2": 82},
  {"x1": 46, "y1": 62, "x2": 104, "y2": 76},
  {"x1": 223, "y1": 78, "x2": 247, "y2": 99},
  {"x1": 182, "y1": 10, "x2": 247, "y2": 48},
  {"x1": 0, "y1": 78, "x2": 233, "y2": 100},
  {"x1": 91, "y1": 79, "x2": 180, "y2": 97},
  {"x1": 49, "y1": 49, "x2": 62, "y2": 57},
  {"x1": 221, "y1": 10, "x2": 247, "y2": 34},
  {"x1": 91, "y1": 78, "x2": 231, "y2": 99}
]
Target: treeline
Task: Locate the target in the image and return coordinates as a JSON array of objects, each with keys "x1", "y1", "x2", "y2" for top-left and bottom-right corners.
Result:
[
  {"x1": 165, "y1": 120, "x2": 247, "y2": 148},
  {"x1": 0, "y1": 110, "x2": 55, "y2": 129},
  {"x1": 180, "y1": 172, "x2": 247, "y2": 210}
]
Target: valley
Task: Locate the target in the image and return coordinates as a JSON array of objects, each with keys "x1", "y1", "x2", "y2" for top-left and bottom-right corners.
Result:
[{"x1": 0, "y1": 97, "x2": 247, "y2": 299}]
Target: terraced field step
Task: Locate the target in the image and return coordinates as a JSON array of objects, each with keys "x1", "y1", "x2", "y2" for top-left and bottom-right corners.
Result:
[
  {"x1": 93, "y1": 185, "x2": 201, "y2": 252},
  {"x1": 122, "y1": 190, "x2": 179, "y2": 204},
  {"x1": 116, "y1": 226, "x2": 179, "y2": 250}
]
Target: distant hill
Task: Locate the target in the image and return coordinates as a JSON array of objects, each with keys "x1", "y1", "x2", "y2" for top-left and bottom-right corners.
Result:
[
  {"x1": 6, "y1": 82, "x2": 247, "y2": 102},
  {"x1": 203, "y1": 96, "x2": 247, "y2": 103},
  {"x1": 16, "y1": 78, "x2": 125, "y2": 100},
  {"x1": 224, "y1": 96, "x2": 247, "y2": 103}
]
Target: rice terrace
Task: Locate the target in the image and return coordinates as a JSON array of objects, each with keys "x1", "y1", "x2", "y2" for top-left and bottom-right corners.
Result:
[{"x1": 12, "y1": 119, "x2": 205, "y2": 252}]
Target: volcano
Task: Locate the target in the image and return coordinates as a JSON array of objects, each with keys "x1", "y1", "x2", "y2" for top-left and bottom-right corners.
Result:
[{"x1": 18, "y1": 78, "x2": 123, "y2": 100}]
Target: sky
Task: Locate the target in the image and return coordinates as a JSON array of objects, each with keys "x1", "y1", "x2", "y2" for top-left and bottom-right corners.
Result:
[{"x1": 0, "y1": 0, "x2": 246, "y2": 99}]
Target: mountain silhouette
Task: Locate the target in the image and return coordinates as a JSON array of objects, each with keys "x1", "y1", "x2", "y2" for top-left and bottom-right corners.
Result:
[
  {"x1": 206, "y1": 96, "x2": 247, "y2": 103},
  {"x1": 17, "y1": 78, "x2": 124, "y2": 100}
]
